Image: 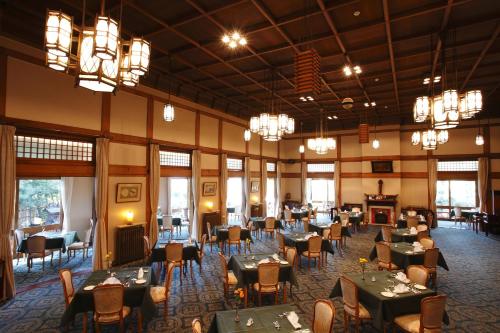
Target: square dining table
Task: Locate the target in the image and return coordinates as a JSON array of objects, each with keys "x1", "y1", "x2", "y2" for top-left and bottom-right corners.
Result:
[
  {"x1": 227, "y1": 253, "x2": 298, "y2": 307},
  {"x1": 248, "y1": 217, "x2": 284, "y2": 230},
  {"x1": 207, "y1": 304, "x2": 310, "y2": 333},
  {"x1": 329, "y1": 271, "x2": 449, "y2": 331},
  {"x1": 61, "y1": 266, "x2": 157, "y2": 333},
  {"x1": 308, "y1": 219, "x2": 352, "y2": 238},
  {"x1": 149, "y1": 239, "x2": 200, "y2": 278},
  {"x1": 374, "y1": 228, "x2": 422, "y2": 243},
  {"x1": 18, "y1": 230, "x2": 79, "y2": 265},
  {"x1": 282, "y1": 231, "x2": 334, "y2": 256}
]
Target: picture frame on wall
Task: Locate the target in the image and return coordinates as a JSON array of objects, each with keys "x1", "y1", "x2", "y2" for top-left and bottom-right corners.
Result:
[
  {"x1": 251, "y1": 180, "x2": 259, "y2": 193},
  {"x1": 116, "y1": 183, "x2": 142, "y2": 203},
  {"x1": 371, "y1": 161, "x2": 393, "y2": 173},
  {"x1": 203, "y1": 182, "x2": 217, "y2": 196}
]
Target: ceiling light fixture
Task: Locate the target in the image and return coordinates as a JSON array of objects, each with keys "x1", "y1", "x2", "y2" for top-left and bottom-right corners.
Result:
[
  {"x1": 244, "y1": 129, "x2": 251, "y2": 142},
  {"x1": 308, "y1": 110, "x2": 336, "y2": 155},
  {"x1": 221, "y1": 31, "x2": 247, "y2": 49},
  {"x1": 353, "y1": 10, "x2": 361, "y2": 16}
]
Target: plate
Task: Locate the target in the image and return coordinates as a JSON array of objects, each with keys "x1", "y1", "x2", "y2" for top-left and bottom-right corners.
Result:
[
  {"x1": 414, "y1": 284, "x2": 427, "y2": 290},
  {"x1": 405, "y1": 250, "x2": 413, "y2": 254},
  {"x1": 380, "y1": 291, "x2": 394, "y2": 297},
  {"x1": 394, "y1": 289, "x2": 410, "y2": 294},
  {"x1": 84, "y1": 285, "x2": 95, "y2": 291},
  {"x1": 135, "y1": 279, "x2": 146, "y2": 284},
  {"x1": 279, "y1": 260, "x2": 289, "y2": 265}
]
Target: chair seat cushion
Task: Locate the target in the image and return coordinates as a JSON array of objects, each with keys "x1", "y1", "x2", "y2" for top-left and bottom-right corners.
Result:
[
  {"x1": 253, "y1": 283, "x2": 280, "y2": 293},
  {"x1": 302, "y1": 250, "x2": 321, "y2": 257},
  {"x1": 150, "y1": 286, "x2": 169, "y2": 303},
  {"x1": 29, "y1": 250, "x2": 52, "y2": 258},
  {"x1": 344, "y1": 302, "x2": 371, "y2": 319},
  {"x1": 94, "y1": 306, "x2": 131, "y2": 323},
  {"x1": 68, "y1": 242, "x2": 87, "y2": 250},
  {"x1": 394, "y1": 313, "x2": 428, "y2": 333},
  {"x1": 378, "y1": 262, "x2": 399, "y2": 270},
  {"x1": 227, "y1": 271, "x2": 238, "y2": 285}
]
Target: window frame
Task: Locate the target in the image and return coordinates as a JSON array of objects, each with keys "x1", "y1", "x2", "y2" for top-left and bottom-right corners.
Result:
[
  {"x1": 14, "y1": 134, "x2": 95, "y2": 162},
  {"x1": 306, "y1": 163, "x2": 335, "y2": 173},
  {"x1": 436, "y1": 179, "x2": 478, "y2": 220},
  {"x1": 227, "y1": 157, "x2": 244, "y2": 171},
  {"x1": 159, "y1": 149, "x2": 191, "y2": 168}
]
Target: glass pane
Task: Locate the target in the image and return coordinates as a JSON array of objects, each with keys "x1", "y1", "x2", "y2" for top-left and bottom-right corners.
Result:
[
  {"x1": 436, "y1": 181, "x2": 449, "y2": 206},
  {"x1": 169, "y1": 178, "x2": 189, "y2": 218},
  {"x1": 450, "y1": 181, "x2": 476, "y2": 207},
  {"x1": 266, "y1": 178, "x2": 275, "y2": 217},
  {"x1": 227, "y1": 177, "x2": 243, "y2": 224},
  {"x1": 436, "y1": 207, "x2": 450, "y2": 219},
  {"x1": 307, "y1": 179, "x2": 335, "y2": 208},
  {"x1": 18, "y1": 179, "x2": 62, "y2": 228}
]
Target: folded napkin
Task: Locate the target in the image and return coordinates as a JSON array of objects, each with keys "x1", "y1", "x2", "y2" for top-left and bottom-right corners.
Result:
[
  {"x1": 395, "y1": 272, "x2": 409, "y2": 283},
  {"x1": 138, "y1": 267, "x2": 144, "y2": 279},
  {"x1": 410, "y1": 227, "x2": 417, "y2": 235},
  {"x1": 272, "y1": 254, "x2": 280, "y2": 261},
  {"x1": 244, "y1": 264, "x2": 255, "y2": 269},
  {"x1": 102, "y1": 277, "x2": 121, "y2": 285},
  {"x1": 412, "y1": 241, "x2": 421, "y2": 247},
  {"x1": 287, "y1": 311, "x2": 302, "y2": 329},
  {"x1": 258, "y1": 258, "x2": 270, "y2": 264},
  {"x1": 393, "y1": 283, "x2": 410, "y2": 293}
]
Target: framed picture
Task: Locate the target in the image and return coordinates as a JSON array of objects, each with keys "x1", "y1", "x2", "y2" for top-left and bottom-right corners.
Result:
[
  {"x1": 371, "y1": 161, "x2": 393, "y2": 173},
  {"x1": 116, "y1": 183, "x2": 142, "y2": 203},
  {"x1": 251, "y1": 180, "x2": 259, "y2": 193},
  {"x1": 203, "y1": 182, "x2": 217, "y2": 196}
]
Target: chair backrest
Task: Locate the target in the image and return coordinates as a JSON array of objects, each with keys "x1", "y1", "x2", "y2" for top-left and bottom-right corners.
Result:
[
  {"x1": 417, "y1": 224, "x2": 428, "y2": 232},
  {"x1": 407, "y1": 216, "x2": 419, "y2": 228},
  {"x1": 165, "y1": 242, "x2": 183, "y2": 262},
  {"x1": 376, "y1": 242, "x2": 392, "y2": 265},
  {"x1": 426, "y1": 212, "x2": 434, "y2": 228},
  {"x1": 191, "y1": 318, "x2": 202, "y2": 333},
  {"x1": 339, "y1": 212, "x2": 349, "y2": 226},
  {"x1": 163, "y1": 215, "x2": 173, "y2": 229},
  {"x1": 286, "y1": 247, "x2": 297, "y2": 267},
  {"x1": 308, "y1": 235, "x2": 322, "y2": 253},
  {"x1": 329, "y1": 223, "x2": 342, "y2": 239},
  {"x1": 27, "y1": 236, "x2": 46, "y2": 254},
  {"x1": 313, "y1": 207, "x2": 318, "y2": 218},
  {"x1": 207, "y1": 222, "x2": 212, "y2": 238},
  {"x1": 257, "y1": 262, "x2": 280, "y2": 287},
  {"x1": 416, "y1": 231, "x2": 428, "y2": 241},
  {"x1": 277, "y1": 232, "x2": 285, "y2": 251},
  {"x1": 143, "y1": 236, "x2": 151, "y2": 258},
  {"x1": 407, "y1": 265, "x2": 429, "y2": 286},
  {"x1": 340, "y1": 276, "x2": 359, "y2": 315},
  {"x1": 217, "y1": 252, "x2": 229, "y2": 280},
  {"x1": 14, "y1": 229, "x2": 24, "y2": 249},
  {"x1": 83, "y1": 228, "x2": 92, "y2": 243},
  {"x1": 352, "y1": 207, "x2": 361, "y2": 213},
  {"x1": 423, "y1": 248, "x2": 440, "y2": 268},
  {"x1": 59, "y1": 269, "x2": 74, "y2": 307},
  {"x1": 407, "y1": 210, "x2": 417, "y2": 217},
  {"x1": 284, "y1": 209, "x2": 292, "y2": 220},
  {"x1": 93, "y1": 284, "x2": 125, "y2": 320},
  {"x1": 454, "y1": 207, "x2": 462, "y2": 217},
  {"x1": 420, "y1": 295, "x2": 447, "y2": 331},
  {"x1": 312, "y1": 299, "x2": 335, "y2": 333},
  {"x1": 381, "y1": 226, "x2": 393, "y2": 243},
  {"x1": 164, "y1": 262, "x2": 175, "y2": 292},
  {"x1": 228, "y1": 226, "x2": 241, "y2": 241},
  {"x1": 420, "y1": 237, "x2": 435, "y2": 249},
  {"x1": 199, "y1": 234, "x2": 207, "y2": 258},
  {"x1": 265, "y1": 217, "x2": 275, "y2": 229},
  {"x1": 303, "y1": 219, "x2": 310, "y2": 232}
]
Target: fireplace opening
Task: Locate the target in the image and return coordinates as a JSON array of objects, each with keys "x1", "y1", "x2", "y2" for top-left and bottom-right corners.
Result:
[{"x1": 375, "y1": 211, "x2": 388, "y2": 224}]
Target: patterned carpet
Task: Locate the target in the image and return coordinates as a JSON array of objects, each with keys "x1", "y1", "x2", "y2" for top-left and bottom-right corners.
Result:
[{"x1": 1, "y1": 225, "x2": 500, "y2": 332}]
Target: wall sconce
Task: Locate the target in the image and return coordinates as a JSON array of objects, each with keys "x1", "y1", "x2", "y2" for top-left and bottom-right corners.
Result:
[
  {"x1": 205, "y1": 201, "x2": 214, "y2": 211},
  {"x1": 125, "y1": 210, "x2": 134, "y2": 223},
  {"x1": 251, "y1": 195, "x2": 259, "y2": 203}
]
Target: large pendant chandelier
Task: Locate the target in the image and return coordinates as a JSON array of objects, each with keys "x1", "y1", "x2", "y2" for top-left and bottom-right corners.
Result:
[
  {"x1": 421, "y1": 129, "x2": 437, "y2": 150},
  {"x1": 44, "y1": 1, "x2": 151, "y2": 93},
  {"x1": 307, "y1": 112, "x2": 336, "y2": 155}
]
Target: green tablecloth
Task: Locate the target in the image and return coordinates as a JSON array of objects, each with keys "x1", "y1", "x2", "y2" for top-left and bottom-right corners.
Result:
[
  {"x1": 149, "y1": 240, "x2": 200, "y2": 265},
  {"x1": 227, "y1": 253, "x2": 298, "y2": 289},
  {"x1": 329, "y1": 271, "x2": 448, "y2": 330},
  {"x1": 374, "y1": 228, "x2": 420, "y2": 243},
  {"x1": 249, "y1": 217, "x2": 284, "y2": 230},
  {"x1": 61, "y1": 266, "x2": 157, "y2": 326},
  {"x1": 308, "y1": 222, "x2": 352, "y2": 238},
  {"x1": 282, "y1": 231, "x2": 335, "y2": 255},
  {"x1": 369, "y1": 242, "x2": 449, "y2": 271},
  {"x1": 207, "y1": 304, "x2": 310, "y2": 333},
  {"x1": 213, "y1": 226, "x2": 253, "y2": 243},
  {"x1": 18, "y1": 230, "x2": 79, "y2": 253}
]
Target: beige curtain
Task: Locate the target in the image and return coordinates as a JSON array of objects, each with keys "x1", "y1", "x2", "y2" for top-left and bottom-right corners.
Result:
[
  {"x1": 149, "y1": 144, "x2": 160, "y2": 248},
  {"x1": 478, "y1": 157, "x2": 489, "y2": 213},
  {"x1": 61, "y1": 177, "x2": 74, "y2": 232},
  {"x1": 275, "y1": 161, "x2": 282, "y2": 219},
  {"x1": 243, "y1": 157, "x2": 251, "y2": 224},
  {"x1": 0, "y1": 125, "x2": 16, "y2": 299},
  {"x1": 220, "y1": 154, "x2": 228, "y2": 224},
  {"x1": 301, "y1": 161, "x2": 307, "y2": 205},
  {"x1": 261, "y1": 159, "x2": 267, "y2": 217},
  {"x1": 334, "y1": 161, "x2": 341, "y2": 208},
  {"x1": 191, "y1": 150, "x2": 201, "y2": 240},
  {"x1": 427, "y1": 158, "x2": 438, "y2": 228},
  {"x1": 93, "y1": 138, "x2": 109, "y2": 271}
]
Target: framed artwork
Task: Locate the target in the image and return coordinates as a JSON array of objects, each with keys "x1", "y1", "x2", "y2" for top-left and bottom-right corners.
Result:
[
  {"x1": 203, "y1": 182, "x2": 217, "y2": 196},
  {"x1": 371, "y1": 161, "x2": 393, "y2": 173},
  {"x1": 116, "y1": 183, "x2": 142, "y2": 203},
  {"x1": 251, "y1": 180, "x2": 259, "y2": 192}
]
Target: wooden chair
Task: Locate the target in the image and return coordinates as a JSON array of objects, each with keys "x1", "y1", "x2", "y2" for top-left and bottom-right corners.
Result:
[
  {"x1": 406, "y1": 265, "x2": 429, "y2": 286},
  {"x1": 253, "y1": 262, "x2": 282, "y2": 306},
  {"x1": 421, "y1": 248, "x2": 439, "y2": 288},
  {"x1": 340, "y1": 276, "x2": 372, "y2": 333},
  {"x1": 162, "y1": 216, "x2": 173, "y2": 240},
  {"x1": 27, "y1": 236, "x2": 52, "y2": 272},
  {"x1": 14, "y1": 229, "x2": 24, "y2": 265},
  {"x1": 264, "y1": 217, "x2": 276, "y2": 239},
  {"x1": 227, "y1": 226, "x2": 241, "y2": 255},
  {"x1": 407, "y1": 216, "x2": 419, "y2": 229},
  {"x1": 218, "y1": 252, "x2": 237, "y2": 299},
  {"x1": 302, "y1": 209, "x2": 312, "y2": 226},
  {"x1": 247, "y1": 220, "x2": 259, "y2": 240},
  {"x1": 206, "y1": 222, "x2": 218, "y2": 252},
  {"x1": 419, "y1": 237, "x2": 435, "y2": 249},
  {"x1": 193, "y1": 234, "x2": 207, "y2": 274},
  {"x1": 393, "y1": 295, "x2": 447, "y2": 333},
  {"x1": 416, "y1": 231, "x2": 428, "y2": 242},
  {"x1": 165, "y1": 242, "x2": 184, "y2": 285},
  {"x1": 285, "y1": 247, "x2": 297, "y2": 295},
  {"x1": 381, "y1": 225, "x2": 393, "y2": 243},
  {"x1": 303, "y1": 219, "x2": 310, "y2": 233},
  {"x1": 283, "y1": 209, "x2": 295, "y2": 229},
  {"x1": 59, "y1": 269, "x2": 88, "y2": 330},
  {"x1": 143, "y1": 236, "x2": 152, "y2": 264},
  {"x1": 328, "y1": 223, "x2": 343, "y2": 256},
  {"x1": 375, "y1": 242, "x2": 399, "y2": 271},
  {"x1": 339, "y1": 212, "x2": 350, "y2": 227},
  {"x1": 277, "y1": 232, "x2": 288, "y2": 258},
  {"x1": 67, "y1": 228, "x2": 92, "y2": 261},
  {"x1": 312, "y1": 299, "x2": 335, "y2": 333},
  {"x1": 191, "y1": 318, "x2": 202, "y2": 333},
  {"x1": 300, "y1": 235, "x2": 322, "y2": 270},
  {"x1": 92, "y1": 284, "x2": 132, "y2": 333},
  {"x1": 452, "y1": 207, "x2": 466, "y2": 228},
  {"x1": 150, "y1": 262, "x2": 174, "y2": 317}
]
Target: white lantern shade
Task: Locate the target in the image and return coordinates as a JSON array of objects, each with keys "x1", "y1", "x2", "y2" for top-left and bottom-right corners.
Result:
[
  {"x1": 435, "y1": 90, "x2": 459, "y2": 129},
  {"x1": 465, "y1": 90, "x2": 482, "y2": 116},
  {"x1": 437, "y1": 130, "x2": 449, "y2": 144},
  {"x1": 129, "y1": 38, "x2": 150, "y2": 76},
  {"x1": 411, "y1": 131, "x2": 421, "y2": 146},
  {"x1": 163, "y1": 104, "x2": 175, "y2": 122},
  {"x1": 94, "y1": 16, "x2": 119, "y2": 60},
  {"x1": 422, "y1": 129, "x2": 437, "y2": 150},
  {"x1": 46, "y1": 52, "x2": 69, "y2": 72},
  {"x1": 45, "y1": 10, "x2": 73, "y2": 57},
  {"x1": 250, "y1": 116, "x2": 260, "y2": 133},
  {"x1": 315, "y1": 138, "x2": 328, "y2": 154},
  {"x1": 244, "y1": 129, "x2": 251, "y2": 142},
  {"x1": 299, "y1": 144, "x2": 305, "y2": 153},
  {"x1": 259, "y1": 113, "x2": 270, "y2": 131},
  {"x1": 413, "y1": 96, "x2": 430, "y2": 123},
  {"x1": 286, "y1": 117, "x2": 295, "y2": 134},
  {"x1": 475, "y1": 133, "x2": 484, "y2": 146},
  {"x1": 307, "y1": 138, "x2": 317, "y2": 150},
  {"x1": 278, "y1": 114, "x2": 289, "y2": 132},
  {"x1": 120, "y1": 53, "x2": 139, "y2": 87},
  {"x1": 264, "y1": 115, "x2": 280, "y2": 141},
  {"x1": 372, "y1": 138, "x2": 380, "y2": 149},
  {"x1": 326, "y1": 137, "x2": 336, "y2": 150}
]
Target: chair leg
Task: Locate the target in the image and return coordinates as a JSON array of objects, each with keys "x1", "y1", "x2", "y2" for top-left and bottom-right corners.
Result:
[
  {"x1": 283, "y1": 284, "x2": 287, "y2": 303},
  {"x1": 42, "y1": 257, "x2": 45, "y2": 271},
  {"x1": 137, "y1": 310, "x2": 143, "y2": 333},
  {"x1": 258, "y1": 291, "x2": 262, "y2": 306},
  {"x1": 274, "y1": 290, "x2": 278, "y2": 304},
  {"x1": 355, "y1": 317, "x2": 360, "y2": 333},
  {"x1": 343, "y1": 311, "x2": 349, "y2": 333}
]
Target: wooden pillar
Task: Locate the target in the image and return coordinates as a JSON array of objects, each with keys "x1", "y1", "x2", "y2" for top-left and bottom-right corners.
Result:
[{"x1": 145, "y1": 97, "x2": 154, "y2": 235}]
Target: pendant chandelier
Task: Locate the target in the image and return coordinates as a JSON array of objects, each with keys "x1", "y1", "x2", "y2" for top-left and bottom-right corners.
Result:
[
  {"x1": 163, "y1": 56, "x2": 175, "y2": 122},
  {"x1": 298, "y1": 122, "x2": 305, "y2": 153},
  {"x1": 475, "y1": 120, "x2": 484, "y2": 146},
  {"x1": 421, "y1": 129, "x2": 437, "y2": 150},
  {"x1": 307, "y1": 111, "x2": 336, "y2": 155},
  {"x1": 44, "y1": 0, "x2": 151, "y2": 93}
]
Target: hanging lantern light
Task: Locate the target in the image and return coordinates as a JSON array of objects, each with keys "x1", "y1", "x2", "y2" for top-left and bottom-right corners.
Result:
[
  {"x1": 259, "y1": 113, "x2": 270, "y2": 134},
  {"x1": 372, "y1": 138, "x2": 380, "y2": 149},
  {"x1": 435, "y1": 90, "x2": 459, "y2": 129},
  {"x1": 315, "y1": 138, "x2": 329, "y2": 155},
  {"x1": 307, "y1": 138, "x2": 317, "y2": 150},
  {"x1": 413, "y1": 96, "x2": 430, "y2": 123},
  {"x1": 129, "y1": 37, "x2": 150, "y2": 75},
  {"x1": 163, "y1": 104, "x2": 175, "y2": 122},
  {"x1": 45, "y1": 10, "x2": 73, "y2": 57},
  {"x1": 263, "y1": 115, "x2": 280, "y2": 141},
  {"x1": 286, "y1": 117, "x2": 295, "y2": 134},
  {"x1": 93, "y1": 16, "x2": 119, "y2": 60},
  {"x1": 278, "y1": 114, "x2": 289, "y2": 133},
  {"x1": 46, "y1": 52, "x2": 69, "y2": 72},
  {"x1": 299, "y1": 144, "x2": 305, "y2": 153},
  {"x1": 411, "y1": 131, "x2": 421, "y2": 146},
  {"x1": 422, "y1": 129, "x2": 437, "y2": 150},
  {"x1": 437, "y1": 130, "x2": 449, "y2": 144},
  {"x1": 244, "y1": 129, "x2": 251, "y2": 142},
  {"x1": 120, "y1": 51, "x2": 139, "y2": 87},
  {"x1": 464, "y1": 90, "x2": 482, "y2": 118},
  {"x1": 326, "y1": 137, "x2": 336, "y2": 150},
  {"x1": 475, "y1": 133, "x2": 484, "y2": 146},
  {"x1": 249, "y1": 116, "x2": 260, "y2": 133}
]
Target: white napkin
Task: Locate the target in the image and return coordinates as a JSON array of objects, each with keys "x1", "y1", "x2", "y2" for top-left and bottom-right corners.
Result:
[
  {"x1": 272, "y1": 254, "x2": 280, "y2": 261},
  {"x1": 393, "y1": 283, "x2": 410, "y2": 293},
  {"x1": 395, "y1": 272, "x2": 409, "y2": 283},
  {"x1": 258, "y1": 258, "x2": 270, "y2": 264},
  {"x1": 102, "y1": 277, "x2": 121, "y2": 285},
  {"x1": 138, "y1": 267, "x2": 144, "y2": 279},
  {"x1": 412, "y1": 241, "x2": 421, "y2": 247},
  {"x1": 286, "y1": 311, "x2": 302, "y2": 329},
  {"x1": 410, "y1": 227, "x2": 417, "y2": 235}
]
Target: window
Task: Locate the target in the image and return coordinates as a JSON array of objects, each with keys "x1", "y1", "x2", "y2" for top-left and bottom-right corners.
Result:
[
  {"x1": 227, "y1": 158, "x2": 243, "y2": 171},
  {"x1": 438, "y1": 160, "x2": 478, "y2": 172},
  {"x1": 266, "y1": 178, "x2": 276, "y2": 217},
  {"x1": 307, "y1": 163, "x2": 335, "y2": 173},
  {"x1": 436, "y1": 180, "x2": 477, "y2": 219},
  {"x1": 306, "y1": 178, "x2": 335, "y2": 209},
  {"x1": 15, "y1": 135, "x2": 93, "y2": 161},
  {"x1": 160, "y1": 151, "x2": 190, "y2": 167},
  {"x1": 266, "y1": 162, "x2": 276, "y2": 172},
  {"x1": 17, "y1": 179, "x2": 62, "y2": 228},
  {"x1": 169, "y1": 178, "x2": 190, "y2": 219},
  {"x1": 226, "y1": 177, "x2": 243, "y2": 224}
]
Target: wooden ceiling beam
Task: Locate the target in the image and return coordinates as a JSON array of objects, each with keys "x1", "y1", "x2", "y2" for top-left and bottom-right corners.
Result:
[
  {"x1": 382, "y1": 0, "x2": 401, "y2": 114},
  {"x1": 430, "y1": 0, "x2": 454, "y2": 89}
]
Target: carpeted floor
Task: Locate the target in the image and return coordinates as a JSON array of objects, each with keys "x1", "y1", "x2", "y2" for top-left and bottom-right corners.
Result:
[{"x1": 1, "y1": 225, "x2": 500, "y2": 332}]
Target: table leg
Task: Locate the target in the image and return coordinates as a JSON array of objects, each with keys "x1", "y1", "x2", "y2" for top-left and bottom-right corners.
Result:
[
  {"x1": 82, "y1": 312, "x2": 88, "y2": 333},
  {"x1": 137, "y1": 310, "x2": 143, "y2": 333},
  {"x1": 244, "y1": 286, "x2": 248, "y2": 307}
]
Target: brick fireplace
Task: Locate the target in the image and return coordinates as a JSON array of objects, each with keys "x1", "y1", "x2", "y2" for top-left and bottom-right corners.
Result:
[{"x1": 365, "y1": 179, "x2": 398, "y2": 225}]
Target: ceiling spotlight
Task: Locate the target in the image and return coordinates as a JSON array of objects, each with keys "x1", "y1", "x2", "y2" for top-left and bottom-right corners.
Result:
[
  {"x1": 364, "y1": 102, "x2": 369, "y2": 107},
  {"x1": 222, "y1": 35, "x2": 230, "y2": 43},
  {"x1": 333, "y1": 115, "x2": 338, "y2": 119},
  {"x1": 232, "y1": 32, "x2": 240, "y2": 40},
  {"x1": 222, "y1": 30, "x2": 247, "y2": 49},
  {"x1": 374, "y1": 78, "x2": 380, "y2": 82},
  {"x1": 229, "y1": 40, "x2": 237, "y2": 49},
  {"x1": 434, "y1": 76, "x2": 441, "y2": 83},
  {"x1": 353, "y1": 10, "x2": 361, "y2": 16},
  {"x1": 423, "y1": 77, "x2": 430, "y2": 85},
  {"x1": 353, "y1": 65, "x2": 362, "y2": 74},
  {"x1": 342, "y1": 97, "x2": 354, "y2": 109},
  {"x1": 327, "y1": 116, "x2": 332, "y2": 120},
  {"x1": 239, "y1": 38, "x2": 247, "y2": 45},
  {"x1": 343, "y1": 65, "x2": 352, "y2": 77},
  {"x1": 371, "y1": 101, "x2": 376, "y2": 106}
]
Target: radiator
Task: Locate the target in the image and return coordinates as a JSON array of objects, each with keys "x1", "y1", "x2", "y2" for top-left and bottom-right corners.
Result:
[{"x1": 115, "y1": 224, "x2": 144, "y2": 265}]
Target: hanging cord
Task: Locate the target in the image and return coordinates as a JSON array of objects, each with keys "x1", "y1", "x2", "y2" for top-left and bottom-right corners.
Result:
[{"x1": 100, "y1": 0, "x2": 105, "y2": 16}]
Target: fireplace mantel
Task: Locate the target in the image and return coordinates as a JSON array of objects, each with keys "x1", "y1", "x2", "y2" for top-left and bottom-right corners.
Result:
[{"x1": 365, "y1": 194, "x2": 398, "y2": 225}]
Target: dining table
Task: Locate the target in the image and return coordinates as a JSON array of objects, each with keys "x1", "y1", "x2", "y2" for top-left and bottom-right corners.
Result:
[
  {"x1": 329, "y1": 271, "x2": 449, "y2": 331},
  {"x1": 282, "y1": 231, "x2": 335, "y2": 257},
  {"x1": 291, "y1": 210, "x2": 308, "y2": 221},
  {"x1": 61, "y1": 266, "x2": 157, "y2": 332},
  {"x1": 369, "y1": 242, "x2": 449, "y2": 271},
  {"x1": 149, "y1": 239, "x2": 200, "y2": 277},
  {"x1": 396, "y1": 217, "x2": 428, "y2": 229},
  {"x1": 227, "y1": 253, "x2": 298, "y2": 307},
  {"x1": 248, "y1": 217, "x2": 284, "y2": 230},
  {"x1": 374, "y1": 228, "x2": 423, "y2": 243},
  {"x1": 212, "y1": 225, "x2": 253, "y2": 243},
  {"x1": 207, "y1": 304, "x2": 310, "y2": 333},
  {"x1": 17, "y1": 230, "x2": 79, "y2": 265}
]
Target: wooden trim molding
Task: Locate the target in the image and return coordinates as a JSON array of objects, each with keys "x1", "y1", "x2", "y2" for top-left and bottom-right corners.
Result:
[
  {"x1": 201, "y1": 169, "x2": 219, "y2": 177},
  {"x1": 17, "y1": 159, "x2": 95, "y2": 177},
  {"x1": 282, "y1": 172, "x2": 301, "y2": 178},
  {"x1": 251, "y1": 171, "x2": 260, "y2": 178},
  {"x1": 160, "y1": 167, "x2": 192, "y2": 177},
  {"x1": 0, "y1": 48, "x2": 7, "y2": 120},
  {"x1": 101, "y1": 93, "x2": 111, "y2": 136},
  {"x1": 109, "y1": 165, "x2": 147, "y2": 176}
]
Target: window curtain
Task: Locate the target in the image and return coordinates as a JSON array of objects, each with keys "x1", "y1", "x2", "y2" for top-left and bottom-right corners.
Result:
[
  {"x1": 334, "y1": 161, "x2": 341, "y2": 207},
  {"x1": 275, "y1": 161, "x2": 282, "y2": 219},
  {"x1": 301, "y1": 161, "x2": 307, "y2": 205},
  {"x1": 61, "y1": 177, "x2": 74, "y2": 232},
  {"x1": 0, "y1": 125, "x2": 16, "y2": 299},
  {"x1": 93, "y1": 138, "x2": 109, "y2": 271},
  {"x1": 261, "y1": 159, "x2": 267, "y2": 217},
  {"x1": 220, "y1": 154, "x2": 228, "y2": 224},
  {"x1": 243, "y1": 157, "x2": 251, "y2": 224},
  {"x1": 191, "y1": 150, "x2": 201, "y2": 240},
  {"x1": 427, "y1": 158, "x2": 438, "y2": 228},
  {"x1": 478, "y1": 157, "x2": 489, "y2": 213},
  {"x1": 149, "y1": 144, "x2": 160, "y2": 248}
]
